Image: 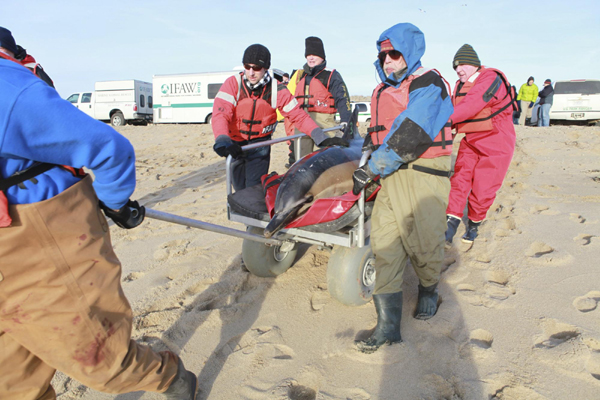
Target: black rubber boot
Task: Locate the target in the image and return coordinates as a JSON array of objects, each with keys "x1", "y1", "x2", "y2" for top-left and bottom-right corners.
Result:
[
  {"x1": 162, "y1": 357, "x2": 197, "y2": 400},
  {"x1": 355, "y1": 292, "x2": 403, "y2": 354},
  {"x1": 414, "y1": 282, "x2": 441, "y2": 320},
  {"x1": 445, "y1": 215, "x2": 461, "y2": 245},
  {"x1": 462, "y1": 219, "x2": 481, "y2": 243}
]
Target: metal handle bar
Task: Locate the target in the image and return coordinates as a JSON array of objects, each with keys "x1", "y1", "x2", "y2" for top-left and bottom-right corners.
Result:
[{"x1": 145, "y1": 208, "x2": 283, "y2": 246}]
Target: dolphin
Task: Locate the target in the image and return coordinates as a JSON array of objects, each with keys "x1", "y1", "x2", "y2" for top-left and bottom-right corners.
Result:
[{"x1": 263, "y1": 138, "x2": 363, "y2": 238}]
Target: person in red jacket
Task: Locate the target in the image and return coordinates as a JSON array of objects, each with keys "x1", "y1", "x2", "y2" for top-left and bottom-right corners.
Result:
[
  {"x1": 445, "y1": 44, "x2": 516, "y2": 245},
  {"x1": 212, "y1": 44, "x2": 347, "y2": 191}
]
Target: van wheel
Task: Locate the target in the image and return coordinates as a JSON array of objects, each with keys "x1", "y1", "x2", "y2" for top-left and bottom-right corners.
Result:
[
  {"x1": 366, "y1": 118, "x2": 371, "y2": 124},
  {"x1": 111, "y1": 112, "x2": 126, "y2": 127},
  {"x1": 206, "y1": 114, "x2": 212, "y2": 124}
]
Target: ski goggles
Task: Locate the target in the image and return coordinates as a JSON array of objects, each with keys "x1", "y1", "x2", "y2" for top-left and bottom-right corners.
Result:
[
  {"x1": 244, "y1": 64, "x2": 264, "y2": 72},
  {"x1": 378, "y1": 50, "x2": 403, "y2": 64}
]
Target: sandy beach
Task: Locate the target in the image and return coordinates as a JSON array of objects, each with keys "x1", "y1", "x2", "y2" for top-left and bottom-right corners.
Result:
[{"x1": 52, "y1": 121, "x2": 600, "y2": 400}]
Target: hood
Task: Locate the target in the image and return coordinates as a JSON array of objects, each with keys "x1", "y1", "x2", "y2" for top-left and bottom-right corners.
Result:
[{"x1": 374, "y1": 23, "x2": 425, "y2": 86}]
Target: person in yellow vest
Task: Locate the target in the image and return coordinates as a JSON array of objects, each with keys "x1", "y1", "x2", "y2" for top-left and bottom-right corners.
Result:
[
  {"x1": 287, "y1": 37, "x2": 352, "y2": 166},
  {"x1": 351, "y1": 23, "x2": 454, "y2": 353},
  {"x1": 517, "y1": 76, "x2": 538, "y2": 125}
]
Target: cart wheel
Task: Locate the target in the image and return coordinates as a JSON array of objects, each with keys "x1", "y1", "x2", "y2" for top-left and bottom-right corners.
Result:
[
  {"x1": 242, "y1": 226, "x2": 298, "y2": 278},
  {"x1": 326, "y1": 242, "x2": 376, "y2": 306}
]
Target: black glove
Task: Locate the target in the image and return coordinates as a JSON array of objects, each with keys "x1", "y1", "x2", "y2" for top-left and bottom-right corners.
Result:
[
  {"x1": 100, "y1": 199, "x2": 145, "y2": 229},
  {"x1": 352, "y1": 164, "x2": 377, "y2": 195},
  {"x1": 213, "y1": 136, "x2": 244, "y2": 158},
  {"x1": 318, "y1": 137, "x2": 349, "y2": 147},
  {"x1": 528, "y1": 102, "x2": 534, "y2": 108},
  {"x1": 310, "y1": 127, "x2": 349, "y2": 148}
]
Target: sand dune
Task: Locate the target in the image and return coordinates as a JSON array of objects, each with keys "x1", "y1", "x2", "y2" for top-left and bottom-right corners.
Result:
[{"x1": 53, "y1": 122, "x2": 600, "y2": 399}]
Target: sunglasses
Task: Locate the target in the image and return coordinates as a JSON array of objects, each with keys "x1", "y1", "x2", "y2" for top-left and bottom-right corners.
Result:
[
  {"x1": 378, "y1": 50, "x2": 403, "y2": 63},
  {"x1": 244, "y1": 64, "x2": 263, "y2": 72}
]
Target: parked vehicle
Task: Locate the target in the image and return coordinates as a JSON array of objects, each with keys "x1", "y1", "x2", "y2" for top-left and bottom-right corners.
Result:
[
  {"x1": 152, "y1": 71, "x2": 237, "y2": 124},
  {"x1": 66, "y1": 80, "x2": 153, "y2": 126},
  {"x1": 336, "y1": 101, "x2": 371, "y2": 123},
  {"x1": 550, "y1": 79, "x2": 600, "y2": 125}
]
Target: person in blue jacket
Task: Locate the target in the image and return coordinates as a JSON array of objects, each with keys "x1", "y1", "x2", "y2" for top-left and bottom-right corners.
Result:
[
  {"x1": 352, "y1": 23, "x2": 454, "y2": 353},
  {"x1": 0, "y1": 30, "x2": 196, "y2": 399}
]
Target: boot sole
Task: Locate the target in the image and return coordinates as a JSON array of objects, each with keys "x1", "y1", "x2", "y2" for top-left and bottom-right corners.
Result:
[{"x1": 355, "y1": 338, "x2": 402, "y2": 354}]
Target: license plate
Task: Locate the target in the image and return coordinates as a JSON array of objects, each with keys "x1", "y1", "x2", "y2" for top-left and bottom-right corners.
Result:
[{"x1": 572, "y1": 113, "x2": 585, "y2": 119}]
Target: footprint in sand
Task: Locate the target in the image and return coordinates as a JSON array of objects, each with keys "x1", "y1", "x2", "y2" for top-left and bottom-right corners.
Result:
[
  {"x1": 153, "y1": 239, "x2": 191, "y2": 261},
  {"x1": 529, "y1": 205, "x2": 560, "y2": 216},
  {"x1": 533, "y1": 319, "x2": 580, "y2": 349},
  {"x1": 469, "y1": 329, "x2": 494, "y2": 349},
  {"x1": 573, "y1": 233, "x2": 598, "y2": 246},
  {"x1": 123, "y1": 271, "x2": 145, "y2": 282},
  {"x1": 583, "y1": 337, "x2": 600, "y2": 381},
  {"x1": 310, "y1": 290, "x2": 330, "y2": 311},
  {"x1": 525, "y1": 241, "x2": 554, "y2": 258},
  {"x1": 573, "y1": 291, "x2": 600, "y2": 312},
  {"x1": 569, "y1": 213, "x2": 586, "y2": 224}
]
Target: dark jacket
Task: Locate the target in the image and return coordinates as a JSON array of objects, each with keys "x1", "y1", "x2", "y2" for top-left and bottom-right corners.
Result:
[{"x1": 538, "y1": 85, "x2": 554, "y2": 105}]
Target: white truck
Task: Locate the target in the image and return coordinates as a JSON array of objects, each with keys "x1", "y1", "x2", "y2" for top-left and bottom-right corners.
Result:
[
  {"x1": 549, "y1": 79, "x2": 600, "y2": 124},
  {"x1": 66, "y1": 80, "x2": 153, "y2": 126},
  {"x1": 152, "y1": 71, "x2": 238, "y2": 124}
]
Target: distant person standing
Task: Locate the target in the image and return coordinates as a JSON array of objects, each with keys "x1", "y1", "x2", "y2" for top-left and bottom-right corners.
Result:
[
  {"x1": 289, "y1": 36, "x2": 352, "y2": 163},
  {"x1": 517, "y1": 76, "x2": 538, "y2": 125},
  {"x1": 445, "y1": 44, "x2": 516, "y2": 245},
  {"x1": 537, "y1": 79, "x2": 554, "y2": 127}
]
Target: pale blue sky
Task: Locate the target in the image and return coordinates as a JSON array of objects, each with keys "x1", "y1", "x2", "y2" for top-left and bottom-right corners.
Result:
[{"x1": 4, "y1": 0, "x2": 599, "y2": 98}]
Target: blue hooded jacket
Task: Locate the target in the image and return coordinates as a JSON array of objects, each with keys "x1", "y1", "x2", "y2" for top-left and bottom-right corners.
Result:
[
  {"x1": 0, "y1": 59, "x2": 136, "y2": 209},
  {"x1": 368, "y1": 23, "x2": 453, "y2": 177}
]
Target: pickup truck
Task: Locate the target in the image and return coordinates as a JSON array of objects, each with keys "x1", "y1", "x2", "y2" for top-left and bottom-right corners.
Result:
[{"x1": 66, "y1": 80, "x2": 153, "y2": 126}]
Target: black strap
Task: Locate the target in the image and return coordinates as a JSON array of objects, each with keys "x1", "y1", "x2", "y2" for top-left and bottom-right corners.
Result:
[
  {"x1": 367, "y1": 125, "x2": 385, "y2": 133},
  {"x1": 242, "y1": 119, "x2": 261, "y2": 124},
  {"x1": 461, "y1": 100, "x2": 513, "y2": 124},
  {"x1": 0, "y1": 163, "x2": 56, "y2": 191},
  {"x1": 399, "y1": 163, "x2": 451, "y2": 178},
  {"x1": 430, "y1": 140, "x2": 453, "y2": 147}
]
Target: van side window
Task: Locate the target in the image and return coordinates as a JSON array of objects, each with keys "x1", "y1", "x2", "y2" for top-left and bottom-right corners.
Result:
[
  {"x1": 356, "y1": 103, "x2": 367, "y2": 112},
  {"x1": 208, "y1": 84, "x2": 222, "y2": 100},
  {"x1": 66, "y1": 94, "x2": 80, "y2": 103},
  {"x1": 140, "y1": 94, "x2": 145, "y2": 108},
  {"x1": 81, "y1": 93, "x2": 92, "y2": 103},
  {"x1": 148, "y1": 96, "x2": 153, "y2": 108}
]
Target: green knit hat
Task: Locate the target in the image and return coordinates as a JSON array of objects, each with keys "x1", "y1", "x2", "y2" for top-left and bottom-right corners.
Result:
[{"x1": 453, "y1": 44, "x2": 481, "y2": 69}]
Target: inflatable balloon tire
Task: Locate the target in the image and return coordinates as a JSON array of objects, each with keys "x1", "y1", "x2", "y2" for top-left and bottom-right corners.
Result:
[
  {"x1": 242, "y1": 226, "x2": 298, "y2": 278},
  {"x1": 326, "y1": 242, "x2": 375, "y2": 306}
]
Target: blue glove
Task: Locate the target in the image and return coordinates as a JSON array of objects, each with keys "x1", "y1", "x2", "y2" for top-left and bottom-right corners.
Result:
[{"x1": 528, "y1": 102, "x2": 534, "y2": 108}]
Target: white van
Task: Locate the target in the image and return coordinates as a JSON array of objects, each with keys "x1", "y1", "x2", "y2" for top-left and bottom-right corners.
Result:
[
  {"x1": 336, "y1": 101, "x2": 371, "y2": 123},
  {"x1": 550, "y1": 79, "x2": 600, "y2": 124},
  {"x1": 66, "y1": 80, "x2": 153, "y2": 126},
  {"x1": 152, "y1": 71, "x2": 237, "y2": 124}
]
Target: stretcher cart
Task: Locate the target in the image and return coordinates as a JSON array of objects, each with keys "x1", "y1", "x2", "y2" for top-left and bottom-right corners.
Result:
[{"x1": 146, "y1": 132, "x2": 376, "y2": 306}]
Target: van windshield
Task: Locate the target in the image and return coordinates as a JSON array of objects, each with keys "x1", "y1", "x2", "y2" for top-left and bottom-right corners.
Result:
[{"x1": 554, "y1": 81, "x2": 600, "y2": 95}]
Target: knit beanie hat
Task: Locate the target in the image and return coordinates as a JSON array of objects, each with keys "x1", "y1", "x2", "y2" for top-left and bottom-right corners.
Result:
[
  {"x1": 544, "y1": 79, "x2": 551, "y2": 84},
  {"x1": 243, "y1": 44, "x2": 271, "y2": 69},
  {"x1": 305, "y1": 36, "x2": 326, "y2": 59},
  {"x1": 0, "y1": 27, "x2": 18, "y2": 55},
  {"x1": 452, "y1": 44, "x2": 481, "y2": 69}
]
